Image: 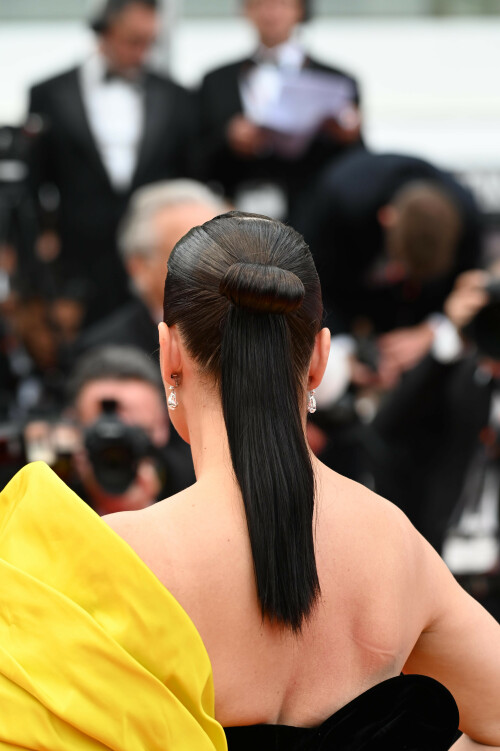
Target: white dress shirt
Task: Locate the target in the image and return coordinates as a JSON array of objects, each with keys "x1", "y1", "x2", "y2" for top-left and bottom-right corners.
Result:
[
  {"x1": 80, "y1": 53, "x2": 144, "y2": 191},
  {"x1": 241, "y1": 39, "x2": 306, "y2": 117},
  {"x1": 253, "y1": 39, "x2": 306, "y2": 71}
]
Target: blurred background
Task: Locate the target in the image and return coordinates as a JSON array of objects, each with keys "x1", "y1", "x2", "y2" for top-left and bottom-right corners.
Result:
[
  {"x1": 1, "y1": 0, "x2": 500, "y2": 618},
  {"x1": 1, "y1": 1, "x2": 499, "y2": 171},
  {"x1": 2, "y1": 1, "x2": 499, "y2": 247}
]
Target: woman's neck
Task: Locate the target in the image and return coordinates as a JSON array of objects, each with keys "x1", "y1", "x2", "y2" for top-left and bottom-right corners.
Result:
[{"x1": 183, "y1": 386, "x2": 233, "y2": 482}]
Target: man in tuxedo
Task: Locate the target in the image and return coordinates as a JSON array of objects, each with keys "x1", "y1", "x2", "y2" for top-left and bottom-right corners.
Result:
[
  {"x1": 75, "y1": 179, "x2": 228, "y2": 358},
  {"x1": 194, "y1": 0, "x2": 362, "y2": 222},
  {"x1": 296, "y1": 150, "x2": 481, "y2": 389},
  {"x1": 369, "y1": 270, "x2": 500, "y2": 619},
  {"x1": 28, "y1": 0, "x2": 194, "y2": 324}
]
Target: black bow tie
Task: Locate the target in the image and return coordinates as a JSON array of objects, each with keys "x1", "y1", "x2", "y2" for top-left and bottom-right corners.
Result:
[
  {"x1": 103, "y1": 68, "x2": 143, "y2": 87},
  {"x1": 253, "y1": 52, "x2": 280, "y2": 68}
]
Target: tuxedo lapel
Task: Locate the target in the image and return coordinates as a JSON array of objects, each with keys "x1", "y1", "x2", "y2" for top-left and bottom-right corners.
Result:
[
  {"x1": 53, "y1": 69, "x2": 112, "y2": 190},
  {"x1": 132, "y1": 74, "x2": 173, "y2": 188},
  {"x1": 231, "y1": 60, "x2": 251, "y2": 112},
  {"x1": 211, "y1": 59, "x2": 248, "y2": 124}
]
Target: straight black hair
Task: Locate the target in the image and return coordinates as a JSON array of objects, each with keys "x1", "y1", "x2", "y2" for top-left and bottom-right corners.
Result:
[{"x1": 163, "y1": 211, "x2": 323, "y2": 631}]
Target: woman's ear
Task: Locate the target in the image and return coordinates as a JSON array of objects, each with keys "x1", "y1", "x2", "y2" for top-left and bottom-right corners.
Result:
[
  {"x1": 158, "y1": 322, "x2": 182, "y2": 391},
  {"x1": 158, "y1": 322, "x2": 191, "y2": 445},
  {"x1": 308, "y1": 328, "x2": 331, "y2": 390}
]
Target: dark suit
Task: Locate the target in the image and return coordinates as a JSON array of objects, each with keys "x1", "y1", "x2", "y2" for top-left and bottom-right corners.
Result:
[
  {"x1": 29, "y1": 67, "x2": 194, "y2": 323},
  {"x1": 369, "y1": 353, "x2": 500, "y2": 618},
  {"x1": 295, "y1": 151, "x2": 481, "y2": 335},
  {"x1": 75, "y1": 297, "x2": 159, "y2": 358},
  {"x1": 371, "y1": 354, "x2": 492, "y2": 548},
  {"x1": 193, "y1": 55, "x2": 361, "y2": 221}
]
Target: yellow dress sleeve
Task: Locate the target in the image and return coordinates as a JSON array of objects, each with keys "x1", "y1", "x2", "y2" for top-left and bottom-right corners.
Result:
[{"x1": 0, "y1": 462, "x2": 227, "y2": 751}]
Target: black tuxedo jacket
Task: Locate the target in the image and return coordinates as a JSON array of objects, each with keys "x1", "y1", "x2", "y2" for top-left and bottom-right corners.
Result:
[
  {"x1": 370, "y1": 354, "x2": 493, "y2": 552},
  {"x1": 295, "y1": 151, "x2": 481, "y2": 335},
  {"x1": 28, "y1": 67, "x2": 194, "y2": 320},
  {"x1": 193, "y1": 55, "x2": 361, "y2": 217},
  {"x1": 74, "y1": 297, "x2": 159, "y2": 359},
  {"x1": 368, "y1": 353, "x2": 500, "y2": 620}
]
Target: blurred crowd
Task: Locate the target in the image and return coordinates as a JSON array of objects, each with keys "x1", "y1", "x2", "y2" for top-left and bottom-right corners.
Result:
[{"x1": 1, "y1": 0, "x2": 500, "y2": 619}]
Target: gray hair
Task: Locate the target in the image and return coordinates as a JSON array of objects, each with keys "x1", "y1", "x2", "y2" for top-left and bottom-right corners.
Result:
[
  {"x1": 67, "y1": 345, "x2": 163, "y2": 405},
  {"x1": 118, "y1": 179, "x2": 229, "y2": 261}
]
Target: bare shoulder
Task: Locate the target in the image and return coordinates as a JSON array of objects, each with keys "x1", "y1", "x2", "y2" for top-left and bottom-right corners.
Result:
[
  {"x1": 102, "y1": 480, "x2": 247, "y2": 595},
  {"x1": 403, "y1": 528, "x2": 500, "y2": 744},
  {"x1": 316, "y1": 460, "x2": 418, "y2": 556},
  {"x1": 326, "y1": 467, "x2": 500, "y2": 744},
  {"x1": 101, "y1": 505, "x2": 149, "y2": 546},
  {"x1": 317, "y1": 463, "x2": 500, "y2": 746},
  {"x1": 102, "y1": 483, "x2": 203, "y2": 555},
  {"x1": 315, "y1": 461, "x2": 429, "y2": 619}
]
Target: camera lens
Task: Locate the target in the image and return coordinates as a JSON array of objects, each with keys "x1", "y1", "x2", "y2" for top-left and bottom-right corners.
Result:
[
  {"x1": 466, "y1": 299, "x2": 500, "y2": 360},
  {"x1": 92, "y1": 443, "x2": 138, "y2": 495},
  {"x1": 84, "y1": 404, "x2": 152, "y2": 495}
]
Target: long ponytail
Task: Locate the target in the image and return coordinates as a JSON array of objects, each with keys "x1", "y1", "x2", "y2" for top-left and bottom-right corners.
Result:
[
  {"x1": 164, "y1": 212, "x2": 323, "y2": 631},
  {"x1": 219, "y1": 263, "x2": 319, "y2": 631}
]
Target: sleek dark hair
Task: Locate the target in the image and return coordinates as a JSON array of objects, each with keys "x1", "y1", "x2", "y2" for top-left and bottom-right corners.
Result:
[
  {"x1": 90, "y1": 0, "x2": 158, "y2": 34},
  {"x1": 164, "y1": 211, "x2": 323, "y2": 631}
]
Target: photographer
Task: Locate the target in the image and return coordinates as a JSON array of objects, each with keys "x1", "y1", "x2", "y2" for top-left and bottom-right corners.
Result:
[
  {"x1": 368, "y1": 267, "x2": 500, "y2": 620},
  {"x1": 36, "y1": 345, "x2": 195, "y2": 515},
  {"x1": 296, "y1": 150, "x2": 482, "y2": 392}
]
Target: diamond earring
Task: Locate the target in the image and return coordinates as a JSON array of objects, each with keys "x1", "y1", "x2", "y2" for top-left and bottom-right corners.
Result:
[
  {"x1": 307, "y1": 390, "x2": 317, "y2": 414},
  {"x1": 167, "y1": 373, "x2": 180, "y2": 411}
]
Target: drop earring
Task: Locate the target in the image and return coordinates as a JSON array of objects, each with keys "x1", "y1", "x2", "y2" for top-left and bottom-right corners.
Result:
[
  {"x1": 167, "y1": 373, "x2": 180, "y2": 411},
  {"x1": 307, "y1": 389, "x2": 317, "y2": 414}
]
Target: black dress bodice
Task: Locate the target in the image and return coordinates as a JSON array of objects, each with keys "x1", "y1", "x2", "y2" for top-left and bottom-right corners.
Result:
[{"x1": 224, "y1": 675, "x2": 459, "y2": 750}]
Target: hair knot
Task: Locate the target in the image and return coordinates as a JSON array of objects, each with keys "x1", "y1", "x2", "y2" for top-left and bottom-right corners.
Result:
[{"x1": 219, "y1": 262, "x2": 305, "y2": 314}]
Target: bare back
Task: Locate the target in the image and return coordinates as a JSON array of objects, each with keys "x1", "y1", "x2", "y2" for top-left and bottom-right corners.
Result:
[{"x1": 104, "y1": 460, "x2": 433, "y2": 728}]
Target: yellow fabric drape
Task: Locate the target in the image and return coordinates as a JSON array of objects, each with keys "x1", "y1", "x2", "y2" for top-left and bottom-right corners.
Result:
[{"x1": 0, "y1": 462, "x2": 227, "y2": 751}]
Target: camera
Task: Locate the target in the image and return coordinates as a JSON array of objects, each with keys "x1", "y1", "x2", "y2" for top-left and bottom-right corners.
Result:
[
  {"x1": 355, "y1": 333, "x2": 380, "y2": 374},
  {"x1": 84, "y1": 399, "x2": 154, "y2": 495},
  {"x1": 464, "y1": 279, "x2": 500, "y2": 360}
]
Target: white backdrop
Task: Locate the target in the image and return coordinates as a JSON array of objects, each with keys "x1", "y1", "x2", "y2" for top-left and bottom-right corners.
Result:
[{"x1": 1, "y1": 16, "x2": 499, "y2": 171}]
